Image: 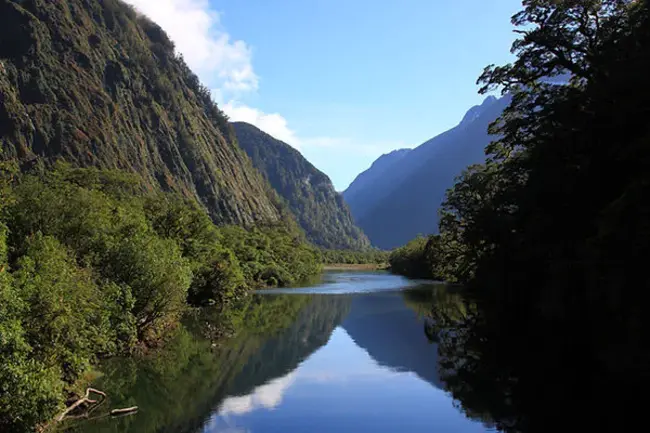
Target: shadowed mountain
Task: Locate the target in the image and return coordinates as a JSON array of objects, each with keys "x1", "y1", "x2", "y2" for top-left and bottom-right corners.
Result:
[
  {"x1": 343, "y1": 148, "x2": 411, "y2": 218},
  {"x1": 232, "y1": 121, "x2": 370, "y2": 250},
  {"x1": 344, "y1": 95, "x2": 510, "y2": 249},
  {"x1": 0, "y1": 0, "x2": 284, "y2": 226}
]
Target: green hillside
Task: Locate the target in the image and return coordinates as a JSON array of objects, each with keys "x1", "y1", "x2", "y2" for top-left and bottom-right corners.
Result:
[
  {"x1": 0, "y1": 0, "x2": 283, "y2": 225},
  {"x1": 233, "y1": 121, "x2": 370, "y2": 250}
]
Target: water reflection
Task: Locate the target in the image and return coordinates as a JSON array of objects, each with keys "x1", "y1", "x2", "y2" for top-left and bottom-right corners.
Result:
[
  {"x1": 201, "y1": 284, "x2": 485, "y2": 433},
  {"x1": 418, "y1": 282, "x2": 649, "y2": 433},
  {"x1": 342, "y1": 292, "x2": 443, "y2": 389},
  {"x1": 259, "y1": 270, "x2": 421, "y2": 294},
  {"x1": 62, "y1": 275, "x2": 487, "y2": 433}
]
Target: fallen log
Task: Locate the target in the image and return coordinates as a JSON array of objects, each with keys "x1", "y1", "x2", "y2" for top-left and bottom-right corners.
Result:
[{"x1": 110, "y1": 406, "x2": 139, "y2": 416}]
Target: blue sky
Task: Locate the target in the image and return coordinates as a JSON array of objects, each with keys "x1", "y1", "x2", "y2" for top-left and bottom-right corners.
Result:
[{"x1": 125, "y1": 0, "x2": 522, "y2": 190}]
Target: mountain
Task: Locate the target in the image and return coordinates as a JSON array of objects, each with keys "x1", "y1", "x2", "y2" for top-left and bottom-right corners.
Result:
[
  {"x1": 0, "y1": 0, "x2": 283, "y2": 226},
  {"x1": 343, "y1": 148, "x2": 411, "y2": 218},
  {"x1": 344, "y1": 95, "x2": 510, "y2": 249},
  {"x1": 232, "y1": 121, "x2": 370, "y2": 250}
]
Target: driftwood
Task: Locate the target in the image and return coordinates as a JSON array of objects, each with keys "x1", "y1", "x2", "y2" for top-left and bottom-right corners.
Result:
[
  {"x1": 56, "y1": 388, "x2": 138, "y2": 423},
  {"x1": 56, "y1": 388, "x2": 106, "y2": 422},
  {"x1": 110, "y1": 406, "x2": 139, "y2": 416}
]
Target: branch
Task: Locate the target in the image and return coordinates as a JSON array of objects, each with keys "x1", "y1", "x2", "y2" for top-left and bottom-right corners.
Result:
[{"x1": 56, "y1": 388, "x2": 107, "y2": 422}]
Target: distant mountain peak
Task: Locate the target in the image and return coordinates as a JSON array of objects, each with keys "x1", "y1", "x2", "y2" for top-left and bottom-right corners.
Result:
[
  {"x1": 370, "y1": 148, "x2": 411, "y2": 169},
  {"x1": 345, "y1": 94, "x2": 511, "y2": 249},
  {"x1": 460, "y1": 95, "x2": 499, "y2": 126},
  {"x1": 342, "y1": 147, "x2": 412, "y2": 207}
]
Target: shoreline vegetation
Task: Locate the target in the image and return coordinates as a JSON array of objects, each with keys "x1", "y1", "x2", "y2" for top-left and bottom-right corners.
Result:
[
  {"x1": 2, "y1": 0, "x2": 648, "y2": 432},
  {"x1": 0, "y1": 163, "x2": 387, "y2": 431},
  {"x1": 0, "y1": 163, "x2": 323, "y2": 431},
  {"x1": 387, "y1": 4, "x2": 650, "y2": 431}
]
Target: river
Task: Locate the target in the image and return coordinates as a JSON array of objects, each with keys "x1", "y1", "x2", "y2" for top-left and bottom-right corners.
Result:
[{"x1": 61, "y1": 271, "x2": 489, "y2": 433}]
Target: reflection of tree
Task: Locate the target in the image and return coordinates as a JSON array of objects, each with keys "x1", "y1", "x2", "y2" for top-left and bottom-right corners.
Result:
[
  {"x1": 342, "y1": 289, "x2": 444, "y2": 389},
  {"x1": 422, "y1": 286, "x2": 647, "y2": 432},
  {"x1": 402, "y1": 285, "x2": 472, "y2": 343},
  {"x1": 61, "y1": 294, "x2": 350, "y2": 433}
]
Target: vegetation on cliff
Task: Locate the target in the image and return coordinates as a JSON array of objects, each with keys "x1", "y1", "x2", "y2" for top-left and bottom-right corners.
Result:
[
  {"x1": 0, "y1": 0, "x2": 283, "y2": 226},
  {"x1": 232, "y1": 122, "x2": 370, "y2": 250}
]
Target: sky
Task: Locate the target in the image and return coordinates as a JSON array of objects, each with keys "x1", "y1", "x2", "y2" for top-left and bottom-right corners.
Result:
[{"x1": 123, "y1": 0, "x2": 523, "y2": 190}]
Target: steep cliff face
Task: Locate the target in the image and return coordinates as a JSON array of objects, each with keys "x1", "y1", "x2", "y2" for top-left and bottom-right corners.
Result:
[
  {"x1": 0, "y1": 0, "x2": 282, "y2": 225},
  {"x1": 233, "y1": 122, "x2": 370, "y2": 250}
]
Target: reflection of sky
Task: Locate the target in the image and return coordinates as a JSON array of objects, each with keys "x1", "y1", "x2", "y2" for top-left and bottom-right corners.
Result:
[{"x1": 202, "y1": 328, "x2": 489, "y2": 433}]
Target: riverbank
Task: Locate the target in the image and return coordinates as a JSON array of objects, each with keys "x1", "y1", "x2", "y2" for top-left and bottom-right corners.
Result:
[{"x1": 322, "y1": 263, "x2": 389, "y2": 271}]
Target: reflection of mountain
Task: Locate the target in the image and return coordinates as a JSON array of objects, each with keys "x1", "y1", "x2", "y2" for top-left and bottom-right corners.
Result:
[
  {"x1": 341, "y1": 291, "x2": 444, "y2": 389},
  {"x1": 62, "y1": 295, "x2": 350, "y2": 433},
  {"x1": 226, "y1": 295, "x2": 351, "y2": 398}
]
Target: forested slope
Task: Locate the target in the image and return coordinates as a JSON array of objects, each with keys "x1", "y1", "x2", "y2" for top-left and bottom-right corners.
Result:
[
  {"x1": 0, "y1": 0, "x2": 283, "y2": 225},
  {"x1": 233, "y1": 121, "x2": 370, "y2": 250}
]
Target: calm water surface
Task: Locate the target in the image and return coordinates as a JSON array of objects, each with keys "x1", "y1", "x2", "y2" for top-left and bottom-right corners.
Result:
[{"x1": 63, "y1": 271, "x2": 491, "y2": 433}]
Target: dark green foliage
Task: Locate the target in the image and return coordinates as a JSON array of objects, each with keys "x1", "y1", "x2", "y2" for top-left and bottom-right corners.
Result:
[
  {"x1": 394, "y1": 0, "x2": 650, "y2": 290},
  {"x1": 142, "y1": 195, "x2": 247, "y2": 306},
  {"x1": 0, "y1": 165, "x2": 321, "y2": 431},
  {"x1": 319, "y1": 248, "x2": 389, "y2": 265},
  {"x1": 388, "y1": 236, "x2": 441, "y2": 279},
  {"x1": 439, "y1": 0, "x2": 650, "y2": 293},
  {"x1": 0, "y1": 0, "x2": 283, "y2": 226},
  {"x1": 392, "y1": 2, "x2": 650, "y2": 429},
  {"x1": 220, "y1": 224, "x2": 322, "y2": 287},
  {"x1": 12, "y1": 234, "x2": 115, "y2": 379},
  {"x1": 232, "y1": 122, "x2": 370, "y2": 250}
]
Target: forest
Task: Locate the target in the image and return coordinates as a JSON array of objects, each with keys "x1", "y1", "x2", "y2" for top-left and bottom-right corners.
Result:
[
  {"x1": 391, "y1": 0, "x2": 649, "y2": 290},
  {"x1": 0, "y1": 163, "x2": 321, "y2": 431},
  {"x1": 2, "y1": 0, "x2": 649, "y2": 431},
  {"x1": 318, "y1": 248, "x2": 388, "y2": 265}
]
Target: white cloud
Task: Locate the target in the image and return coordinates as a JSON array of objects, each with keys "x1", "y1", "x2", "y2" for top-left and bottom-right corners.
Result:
[
  {"x1": 123, "y1": 0, "x2": 400, "y2": 180},
  {"x1": 123, "y1": 0, "x2": 257, "y2": 94},
  {"x1": 124, "y1": 0, "x2": 300, "y2": 148},
  {"x1": 223, "y1": 101, "x2": 300, "y2": 148},
  {"x1": 222, "y1": 103, "x2": 403, "y2": 158}
]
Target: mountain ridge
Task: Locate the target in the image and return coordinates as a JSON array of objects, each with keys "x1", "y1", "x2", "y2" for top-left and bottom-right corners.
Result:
[
  {"x1": 232, "y1": 121, "x2": 370, "y2": 250},
  {"x1": 344, "y1": 95, "x2": 510, "y2": 249},
  {"x1": 343, "y1": 148, "x2": 411, "y2": 217}
]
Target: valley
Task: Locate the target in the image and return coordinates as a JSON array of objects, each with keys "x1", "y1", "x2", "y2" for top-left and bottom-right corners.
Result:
[{"x1": 1, "y1": 0, "x2": 648, "y2": 432}]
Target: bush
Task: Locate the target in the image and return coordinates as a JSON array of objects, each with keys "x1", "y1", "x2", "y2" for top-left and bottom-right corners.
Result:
[{"x1": 13, "y1": 234, "x2": 114, "y2": 379}]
